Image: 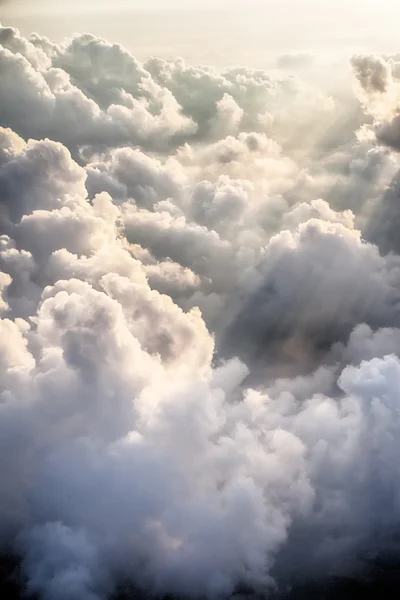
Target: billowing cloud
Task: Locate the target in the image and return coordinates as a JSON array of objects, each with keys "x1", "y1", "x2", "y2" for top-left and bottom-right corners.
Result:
[
  {"x1": 351, "y1": 54, "x2": 393, "y2": 95},
  {"x1": 0, "y1": 24, "x2": 345, "y2": 159},
  {"x1": 2, "y1": 21, "x2": 400, "y2": 600}
]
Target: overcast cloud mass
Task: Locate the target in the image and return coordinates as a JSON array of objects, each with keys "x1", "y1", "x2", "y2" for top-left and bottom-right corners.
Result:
[{"x1": 3, "y1": 12, "x2": 400, "y2": 600}]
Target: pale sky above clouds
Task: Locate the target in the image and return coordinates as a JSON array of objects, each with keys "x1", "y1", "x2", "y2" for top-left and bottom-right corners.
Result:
[
  {"x1": 2, "y1": 0, "x2": 400, "y2": 67},
  {"x1": 0, "y1": 0, "x2": 398, "y2": 69}
]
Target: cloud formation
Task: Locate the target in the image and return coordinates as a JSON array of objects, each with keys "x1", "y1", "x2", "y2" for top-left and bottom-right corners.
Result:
[{"x1": 2, "y1": 21, "x2": 400, "y2": 600}]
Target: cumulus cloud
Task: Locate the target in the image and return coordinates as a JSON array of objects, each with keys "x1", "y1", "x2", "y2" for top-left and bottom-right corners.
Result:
[
  {"x1": 3, "y1": 21, "x2": 400, "y2": 600},
  {"x1": 0, "y1": 28, "x2": 196, "y2": 156},
  {"x1": 0, "y1": 24, "x2": 344, "y2": 159},
  {"x1": 351, "y1": 54, "x2": 393, "y2": 95}
]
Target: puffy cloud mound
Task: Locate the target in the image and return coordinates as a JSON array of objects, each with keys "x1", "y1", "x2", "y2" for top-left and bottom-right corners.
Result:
[
  {"x1": 351, "y1": 54, "x2": 393, "y2": 95},
  {"x1": 2, "y1": 21, "x2": 400, "y2": 600}
]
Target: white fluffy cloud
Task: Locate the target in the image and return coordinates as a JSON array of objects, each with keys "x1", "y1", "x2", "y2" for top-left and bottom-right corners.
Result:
[
  {"x1": 0, "y1": 24, "x2": 344, "y2": 158},
  {"x1": 2, "y1": 21, "x2": 400, "y2": 600}
]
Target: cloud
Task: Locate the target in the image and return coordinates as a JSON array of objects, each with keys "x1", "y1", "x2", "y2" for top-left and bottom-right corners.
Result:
[
  {"x1": 276, "y1": 53, "x2": 315, "y2": 71},
  {"x1": 0, "y1": 24, "x2": 342, "y2": 159},
  {"x1": 0, "y1": 28, "x2": 196, "y2": 156},
  {"x1": 351, "y1": 54, "x2": 393, "y2": 95},
  {"x1": 3, "y1": 22, "x2": 400, "y2": 600},
  {"x1": 219, "y1": 218, "x2": 400, "y2": 377}
]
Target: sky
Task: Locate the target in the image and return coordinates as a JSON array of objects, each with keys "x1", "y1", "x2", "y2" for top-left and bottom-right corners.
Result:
[{"x1": 2, "y1": 0, "x2": 400, "y2": 67}]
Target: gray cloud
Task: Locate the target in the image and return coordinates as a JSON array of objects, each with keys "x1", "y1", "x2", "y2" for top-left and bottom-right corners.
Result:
[{"x1": 351, "y1": 54, "x2": 392, "y2": 95}]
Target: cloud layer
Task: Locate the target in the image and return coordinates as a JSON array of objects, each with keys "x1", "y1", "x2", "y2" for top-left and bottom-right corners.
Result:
[{"x1": 2, "y1": 21, "x2": 400, "y2": 600}]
